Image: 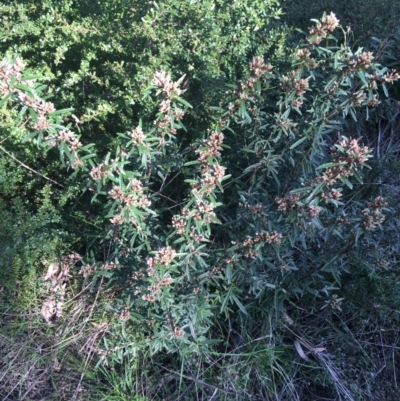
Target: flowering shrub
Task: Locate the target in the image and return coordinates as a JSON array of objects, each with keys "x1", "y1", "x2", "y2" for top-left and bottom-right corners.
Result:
[
  {"x1": 2, "y1": 11, "x2": 398, "y2": 355},
  {"x1": 2, "y1": 5, "x2": 400, "y2": 399}
]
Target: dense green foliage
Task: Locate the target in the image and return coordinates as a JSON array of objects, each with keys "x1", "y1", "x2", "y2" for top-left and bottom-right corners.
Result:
[{"x1": 1, "y1": 1, "x2": 400, "y2": 400}]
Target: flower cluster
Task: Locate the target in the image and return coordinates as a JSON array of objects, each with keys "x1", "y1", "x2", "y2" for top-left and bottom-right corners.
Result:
[
  {"x1": 196, "y1": 131, "x2": 224, "y2": 163},
  {"x1": 0, "y1": 59, "x2": 59, "y2": 132},
  {"x1": 350, "y1": 90, "x2": 368, "y2": 106},
  {"x1": 190, "y1": 227, "x2": 206, "y2": 243},
  {"x1": 156, "y1": 247, "x2": 177, "y2": 266},
  {"x1": 281, "y1": 71, "x2": 309, "y2": 96},
  {"x1": 258, "y1": 231, "x2": 283, "y2": 245},
  {"x1": 307, "y1": 12, "x2": 340, "y2": 45},
  {"x1": 239, "y1": 202, "x2": 265, "y2": 214},
  {"x1": 297, "y1": 48, "x2": 311, "y2": 61},
  {"x1": 20, "y1": 95, "x2": 55, "y2": 130},
  {"x1": 197, "y1": 200, "x2": 216, "y2": 222},
  {"x1": 362, "y1": 196, "x2": 387, "y2": 231},
  {"x1": 249, "y1": 56, "x2": 273, "y2": 78},
  {"x1": 45, "y1": 129, "x2": 84, "y2": 168},
  {"x1": 321, "y1": 188, "x2": 342, "y2": 203},
  {"x1": 228, "y1": 57, "x2": 274, "y2": 116},
  {"x1": 355, "y1": 52, "x2": 374, "y2": 69},
  {"x1": 172, "y1": 215, "x2": 186, "y2": 235},
  {"x1": 142, "y1": 292, "x2": 157, "y2": 302},
  {"x1": 90, "y1": 163, "x2": 110, "y2": 181},
  {"x1": 367, "y1": 95, "x2": 380, "y2": 107},
  {"x1": 146, "y1": 246, "x2": 177, "y2": 276},
  {"x1": 0, "y1": 58, "x2": 25, "y2": 95},
  {"x1": 109, "y1": 181, "x2": 150, "y2": 208},
  {"x1": 197, "y1": 163, "x2": 226, "y2": 195},
  {"x1": 132, "y1": 271, "x2": 144, "y2": 281},
  {"x1": 191, "y1": 131, "x2": 227, "y2": 201},
  {"x1": 307, "y1": 205, "x2": 321, "y2": 218},
  {"x1": 108, "y1": 180, "x2": 151, "y2": 225},
  {"x1": 110, "y1": 213, "x2": 123, "y2": 225},
  {"x1": 239, "y1": 56, "x2": 273, "y2": 91},
  {"x1": 172, "y1": 207, "x2": 209, "y2": 240},
  {"x1": 141, "y1": 275, "x2": 174, "y2": 302},
  {"x1": 152, "y1": 70, "x2": 186, "y2": 137},
  {"x1": 276, "y1": 193, "x2": 301, "y2": 211},
  {"x1": 294, "y1": 79, "x2": 309, "y2": 96},
  {"x1": 383, "y1": 69, "x2": 400, "y2": 84},
  {"x1": 130, "y1": 126, "x2": 146, "y2": 145},
  {"x1": 130, "y1": 178, "x2": 143, "y2": 192},
  {"x1": 243, "y1": 230, "x2": 283, "y2": 258},
  {"x1": 0, "y1": 58, "x2": 24, "y2": 79},
  {"x1": 102, "y1": 262, "x2": 119, "y2": 270},
  {"x1": 336, "y1": 214, "x2": 350, "y2": 225},
  {"x1": 174, "y1": 107, "x2": 185, "y2": 120},
  {"x1": 292, "y1": 98, "x2": 304, "y2": 109},
  {"x1": 344, "y1": 51, "x2": 375, "y2": 73},
  {"x1": 320, "y1": 12, "x2": 340, "y2": 32},
  {"x1": 0, "y1": 59, "x2": 85, "y2": 169},
  {"x1": 57, "y1": 130, "x2": 82, "y2": 151},
  {"x1": 153, "y1": 70, "x2": 183, "y2": 98},
  {"x1": 321, "y1": 137, "x2": 371, "y2": 185},
  {"x1": 277, "y1": 117, "x2": 298, "y2": 132}
]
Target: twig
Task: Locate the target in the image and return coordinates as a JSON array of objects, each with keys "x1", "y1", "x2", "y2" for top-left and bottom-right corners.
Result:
[
  {"x1": 20, "y1": 368, "x2": 48, "y2": 401},
  {"x1": 3, "y1": 361, "x2": 38, "y2": 400},
  {"x1": 0, "y1": 144, "x2": 64, "y2": 187},
  {"x1": 209, "y1": 388, "x2": 218, "y2": 400}
]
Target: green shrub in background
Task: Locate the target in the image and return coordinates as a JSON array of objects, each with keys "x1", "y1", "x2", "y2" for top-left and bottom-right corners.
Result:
[
  {"x1": 0, "y1": 0, "x2": 284, "y2": 147},
  {"x1": 0, "y1": 194, "x2": 60, "y2": 296},
  {"x1": 1, "y1": 2, "x2": 400, "y2": 400}
]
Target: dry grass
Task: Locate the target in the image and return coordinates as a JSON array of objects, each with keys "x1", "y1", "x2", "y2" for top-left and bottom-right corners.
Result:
[{"x1": 0, "y1": 281, "x2": 112, "y2": 401}]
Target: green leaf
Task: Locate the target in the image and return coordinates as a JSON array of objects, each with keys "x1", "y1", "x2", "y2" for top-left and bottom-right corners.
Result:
[
  {"x1": 340, "y1": 176, "x2": 353, "y2": 189},
  {"x1": 290, "y1": 136, "x2": 308, "y2": 149},
  {"x1": 306, "y1": 181, "x2": 326, "y2": 202},
  {"x1": 183, "y1": 160, "x2": 199, "y2": 167},
  {"x1": 226, "y1": 264, "x2": 232, "y2": 284},
  {"x1": 174, "y1": 96, "x2": 192, "y2": 108},
  {"x1": 382, "y1": 83, "x2": 389, "y2": 97},
  {"x1": 316, "y1": 162, "x2": 345, "y2": 170},
  {"x1": 0, "y1": 93, "x2": 12, "y2": 108},
  {"x1": 22, "y1": 131, "x2": 39, "y2": 142},
  {"x1": 231, "y1": 294, "x2": 248, "y2": 315},
  {"x1": 289, "y1": 186, "x2": 313, "y2": 194}
]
